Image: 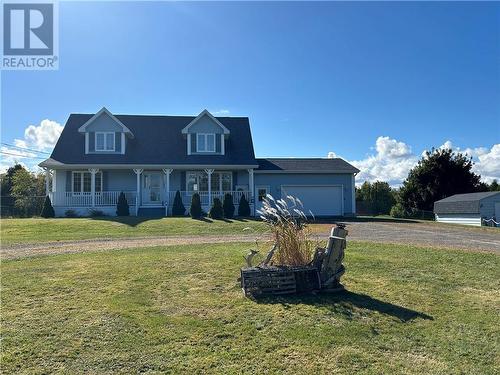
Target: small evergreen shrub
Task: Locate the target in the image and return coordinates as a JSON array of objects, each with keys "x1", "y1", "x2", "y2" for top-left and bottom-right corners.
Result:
[
  {"x1": 64, "y1": 209, "x2": 78, "y2": 218},
  {"x1": 209, "y1": 198, "x2": 224, "y2": 219},
  {"x1": 390, "y1": 203, "x2": 406, "y2": 218},
  {"x1": 223, "y1": 193, "x2": 235, "y2": 219},
  {"x1": 116, "y1": 192, "x2": 130, "y2": 216},
  {"x1": 190, "y1": 193, "x2": 203, "y2": 219},
  {"x1": 172, "y1": 190, "x2": 185, "y2": 216},
  {"x1": 40, "y1": 195, "x2": 55, "y2": 218},
  {"x1": 238, "y1": 194, "x2": 251, "y2": 217},
  {"x1": 89, "y1": 209, "x2": 105, "y2": 217}
]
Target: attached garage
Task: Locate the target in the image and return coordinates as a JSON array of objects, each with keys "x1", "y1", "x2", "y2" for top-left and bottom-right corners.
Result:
[
  {"x1": 281, "y1": 185, "x2": 343, "y2": 216},
  {"x1": 434, "y1": 191, "x2": 500, "y2": 227}
]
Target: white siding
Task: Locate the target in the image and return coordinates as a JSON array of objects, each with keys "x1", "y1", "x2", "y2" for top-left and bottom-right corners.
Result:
[{"x1": 435, "y1": 214, "x2": 482, "y2": 226}]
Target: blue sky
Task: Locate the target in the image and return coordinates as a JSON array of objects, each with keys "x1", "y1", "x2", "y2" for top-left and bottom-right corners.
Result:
[{"x1": 2, "y1": 1, "x2": 499, "y2": 184}]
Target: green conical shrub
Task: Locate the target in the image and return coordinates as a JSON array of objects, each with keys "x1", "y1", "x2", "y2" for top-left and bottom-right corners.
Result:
[
  {"x1": 190, "y1": 193, "x2": 202, "y2": 219},
  {"x1": 116, "y1": 192, "x2": 130, "y2": 216},
  {"x1": 172, "y1": 190, "x2": 186, "y2": 216},
  {"x1": 209, "y1": 197, "x2": 224, "y2": 219},
  {"x1": 238, "y1": 194, "x2": 251, "y2": 217},
  {"x1": 40, "y1": 195, "x2": 55, "y2": 218},
  {"x1": 223, "y1": 193, "x2": 235, "y2": 219}
]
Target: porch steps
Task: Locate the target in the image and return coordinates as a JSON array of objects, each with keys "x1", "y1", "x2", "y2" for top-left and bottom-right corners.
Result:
[{"x1": 137, "y1": 207, "x2": 165, "y2": 217}]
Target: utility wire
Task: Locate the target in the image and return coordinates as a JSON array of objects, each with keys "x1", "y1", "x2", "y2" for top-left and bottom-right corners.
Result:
[
  {"x1": 0, "y1": 142, "x2": 51, "y2": 155},
  {"x1": 0, "y1": 151, "x2": 46, "y2": 160}
]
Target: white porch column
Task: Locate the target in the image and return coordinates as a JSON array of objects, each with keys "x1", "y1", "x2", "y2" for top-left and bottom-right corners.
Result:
[
  {"x1": 89, "y1": 168, "x2": 99, "y2": 208},
  {"x1": 204, "y1": 169, "x2": 214, "y2": 207},
  {"x1": 52, "y1": 170, "x2": 56, "y2": 192},
  {"x1": 248, "y1": 168, "x2": 254, "y2": 216},
  {"x1": 133, "y1": 169, "x2": 143, "y2": 215},
  {"x1": 352, "y1": 174, "x2": 356, "y2": 216},
  {"x1": 162, "y1": 168, "x2": 173, "y2": 214},
  {"x1": 44, "y1": 168, "x2": 50, "y2": 195}
]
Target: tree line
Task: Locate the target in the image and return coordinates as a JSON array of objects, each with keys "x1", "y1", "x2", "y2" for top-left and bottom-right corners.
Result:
[
  {"x1": 1, "y1": 164, "x2": 47, "y2": 217},
  {"x1": 356, "y1": 148, "x2": 499, "y2": 218}
]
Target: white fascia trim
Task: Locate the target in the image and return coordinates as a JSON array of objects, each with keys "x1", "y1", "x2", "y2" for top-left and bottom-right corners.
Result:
[
  {"x1": 43, "y1": 164, "x2": 260, "y2": 170},
  {"x1": 121, "y1": 133, "x2": 126, "y2": 154},
  {"x1": 181, "y1": 109, "x2": 230, "y2": 135},
  {"x1": 254, "y1": 170, "x2": 358, "y2": 174},
  {"x1": 77, "y1": 107, "x2": 134, "y2": 138}
]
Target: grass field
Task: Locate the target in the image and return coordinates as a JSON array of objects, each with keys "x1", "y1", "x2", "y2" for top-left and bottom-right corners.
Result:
[
  {"x1": 2, "y1": 242, "x2": 499, "y2": 374},
  {"x1": 0, "y1": 217, "x2": 267, "y2": 245},
  {"x1": 2, "y1": 216, "x2": 496, "y2": 246}
]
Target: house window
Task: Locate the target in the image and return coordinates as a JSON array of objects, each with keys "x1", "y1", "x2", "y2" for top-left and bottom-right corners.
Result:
[
  {"x1": 95, "y1": 132, "x2": 115, "y2": 151},
  {"x1": 186, "y1": 171, "x2": 232, "y2": 192},
  {"x1": 258, "y1": 188, "x2": 269, "y2": 202},
  {"x1": 196, "y1": 133, "x2": 215, "y2": 152},
  {"x1": 72, "y1": 171, "x2": 103, "y2": 194}
]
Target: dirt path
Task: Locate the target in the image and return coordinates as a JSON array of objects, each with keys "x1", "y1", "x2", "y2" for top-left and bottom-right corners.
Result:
[
  {"x1": 1, "y1": 234, "x2": 267, "y2": 260},
  {"x1": 2, "y1": 221, "x2": 498, "y2": 259}
]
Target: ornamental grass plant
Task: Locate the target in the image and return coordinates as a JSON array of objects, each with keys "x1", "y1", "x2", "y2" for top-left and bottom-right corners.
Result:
[{"x1": 256, "y1": 194, "x2": 315, "y2": 266}]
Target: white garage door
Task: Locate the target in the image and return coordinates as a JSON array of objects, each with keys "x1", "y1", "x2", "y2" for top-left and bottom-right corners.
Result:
[{"x1": 281, "y1": 185, "x2": 343, "y2": 216}]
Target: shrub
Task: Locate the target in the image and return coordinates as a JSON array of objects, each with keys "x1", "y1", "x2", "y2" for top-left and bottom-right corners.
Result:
[
  {"x1": 190, "y1": 193, "x2": 203, "y2": 219},
  {"x1": 89, "y1": 209, "x2": 105, "y2": 217},
  {"x1": 390, "y1": 203, "x2": 406, "y2": 218},
  {"x1": 223, "y1": 193, "x2": 235, "y2": 219},
  {"x1": 238, "y1": 194, "x2": 251, "y2": 217},
  {"x1": 64, "y1": 209, "x2": 78, "y2": 218},
  {"x1": 209, "y1": 198, "x2": 224, "y2": 219},
  {"x1": 172, "y1": 190, "x2": 185, "y2": 216},
  {"x1": 116, "y1": 192, "x2": 130, "y2": 216},
  {"x1": 40, "y1": 195, "x2": 55, "y2": 218},
  {"x1": 257, "y1": 195, "x2": 313, "y2": 266}
]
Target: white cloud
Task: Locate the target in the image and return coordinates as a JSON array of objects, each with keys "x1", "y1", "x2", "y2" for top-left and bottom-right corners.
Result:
[
  {"x1": 16, "y1": 119, "x2": 63, "y2": 151},
  {"x1": 349, "y1": 137, "x2": 500, "y2": 186},
  {"x1": 461, "y1": 144, "x2": 500, "y2": 183},
  {"x1": 327, "y1": 151, "x2": 337, "y2": 159},
  {"x1": 1, "y1": 119, "x2": 63, "y2": 173},
  {"x1": 213, "y1": 109, "x2": 230, "y2": 115},
  {"x1": 350, "y1": 136, "x2": 418, "y2": 186}
]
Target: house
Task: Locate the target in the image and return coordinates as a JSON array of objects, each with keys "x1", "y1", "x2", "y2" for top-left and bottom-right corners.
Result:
[
  {"x1": 39, "y1": 108, "x2": 359, "y2": 217},
  {"x1": 434, "y1": 191, "x2": 500, "y2": 226}
]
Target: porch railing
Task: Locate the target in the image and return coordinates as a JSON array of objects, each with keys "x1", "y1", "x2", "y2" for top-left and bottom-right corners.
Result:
[
  {"x1": 166, "y1": 191, "x2": 251, "y2": 207},
  {"x1": 48, "y1": 190, "x2": 249, "y2": 208},
  {"x1": 49, "y1": 191, "x2": 137, "y2": 207}
]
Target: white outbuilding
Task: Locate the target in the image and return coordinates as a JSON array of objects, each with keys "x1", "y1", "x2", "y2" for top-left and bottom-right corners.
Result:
[{"x1": 434, "y1": 191, "x2": 500, "y2": 226}]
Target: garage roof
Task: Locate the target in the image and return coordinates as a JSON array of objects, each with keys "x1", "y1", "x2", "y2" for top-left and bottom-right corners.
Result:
[
  {"x1": 434, "y1": 191, "x2": 500, "y2": 214},
  {"x1": 256, "y1": 158, "x2": 359, "y2": 173}
]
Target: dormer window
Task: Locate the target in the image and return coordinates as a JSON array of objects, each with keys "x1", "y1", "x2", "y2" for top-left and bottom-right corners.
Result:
[
  {"x1": 95, "y1": 132, "x2": 115, "y2": 151},
  {"x1": 197, "y1": 133, "x2": 215, "y2": 153}
]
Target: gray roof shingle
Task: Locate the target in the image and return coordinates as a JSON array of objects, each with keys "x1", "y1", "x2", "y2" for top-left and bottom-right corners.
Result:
[
  {"x1": 45, "y1": 114, "x2": 258, "y2": 166},
  {"x1": 434, "y1": 191, "x2": 500, "y2": 214},
  {"x1": 256, "y1": 158, "x2": 359, "y2": 173}
]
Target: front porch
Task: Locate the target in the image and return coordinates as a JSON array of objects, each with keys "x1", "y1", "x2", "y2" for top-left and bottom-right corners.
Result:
[{"x1": 45, "y1": 167, "x2": 255, "y2": 217}]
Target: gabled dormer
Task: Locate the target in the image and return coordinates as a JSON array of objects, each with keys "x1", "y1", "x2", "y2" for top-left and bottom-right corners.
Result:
[
  {"x1": 181, "y1": 109, "x2": 230, "y2": 156},
  {"x1": 78, "y1": 107, "x2": 134, "y2": 154}
]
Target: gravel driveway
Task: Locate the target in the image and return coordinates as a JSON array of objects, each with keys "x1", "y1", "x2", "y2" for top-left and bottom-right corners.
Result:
[
  {"x1": 2, "y1": 221, "x2": 499, "y2": 259},
  {"x1": 340, "y1": 221, "x2": 500, "y2": 253}
]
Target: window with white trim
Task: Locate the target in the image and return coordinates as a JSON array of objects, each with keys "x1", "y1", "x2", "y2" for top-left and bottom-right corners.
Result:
[
  {"x1": 72, "y1": 171, "x2": 102, "y2": 194},
  {"x1": 95, "y1": 132, "x2": 115, "y2": 151},
  {"x1": 196, "y1": 133, "x2": 215, "y2": 152},
  {"x1": 186, "y1": 171, "x2": 232, "y2": 192}
]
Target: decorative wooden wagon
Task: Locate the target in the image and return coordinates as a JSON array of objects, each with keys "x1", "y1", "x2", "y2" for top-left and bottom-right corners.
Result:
[{"x1": 240, "y1": 224, "x2": 348, "y2": 296}]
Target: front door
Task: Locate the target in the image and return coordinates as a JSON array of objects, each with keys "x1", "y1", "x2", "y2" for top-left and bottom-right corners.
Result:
[
  {"x1": 142, "y1": 172, "x2": 162, "y2": 205},
  {"x1": 255, "y1": 185, "x2": 270, "y2": 212}
]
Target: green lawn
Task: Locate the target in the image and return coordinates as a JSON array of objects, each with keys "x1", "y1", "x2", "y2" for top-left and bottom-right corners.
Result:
[
  {"x1": 0, "y1": 217, "x2": 267, "y2": 245},
  {"x1": 2, "y1": 242, "x2": 499, "y2": 374},
  {"x1": 2, "y1": 216, "x2": 496, "y2": 246}
]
